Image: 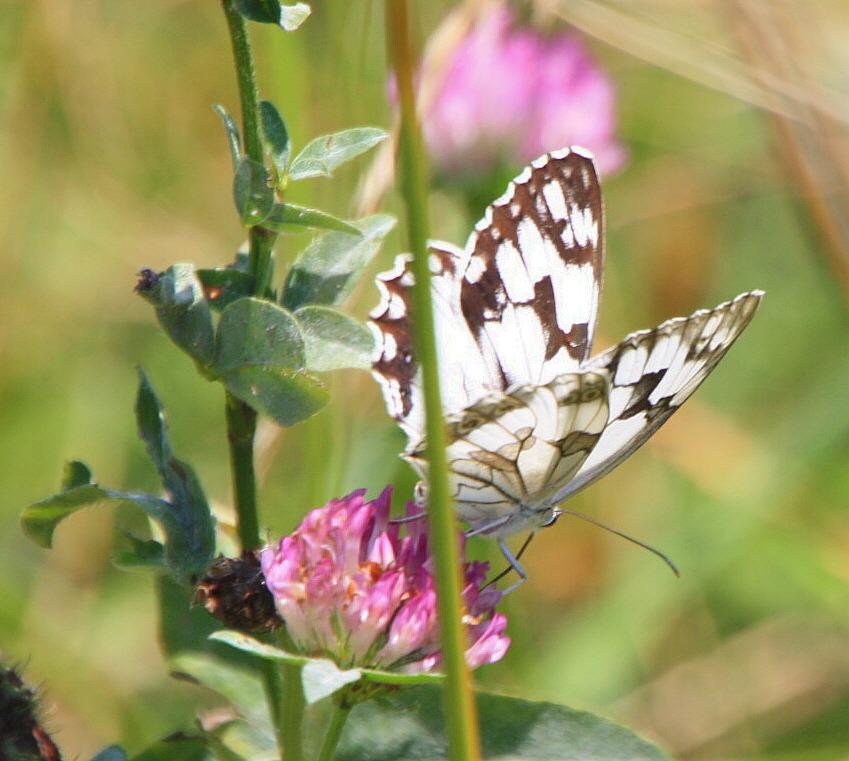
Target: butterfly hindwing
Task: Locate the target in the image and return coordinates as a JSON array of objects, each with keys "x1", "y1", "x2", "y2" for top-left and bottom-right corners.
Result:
[
  {"x1": 406, "y1": 370, "x2": 610, "y2": 535},
  {"x1": 554, "y1": 290, "x2": 763, "y2": 502}
]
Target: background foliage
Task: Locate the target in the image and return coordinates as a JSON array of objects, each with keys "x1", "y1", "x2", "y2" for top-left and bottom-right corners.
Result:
[{"x1": 1, "y1": 2, "x2": 849, "y2": 759}]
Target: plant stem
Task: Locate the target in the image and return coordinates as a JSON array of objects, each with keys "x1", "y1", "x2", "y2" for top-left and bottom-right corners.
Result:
[
  {"x1": 317, "y1": 701, "x2": 352, "y2": 761},
  {"x1": 221, "y1": 5, "x2": 289, "y2": 760},
  {"x1": 221, "y1": 0, "x2": 278, "y2": 297},
  {"x1": 224, "y1": 393, "x2": 260, "y2": 549},
  {"x1": 384, "y1": 4, "x2": 481, "y2": 761},
  {"x1": 279, "y1": 631, "x2": 306, "y2": 761}
]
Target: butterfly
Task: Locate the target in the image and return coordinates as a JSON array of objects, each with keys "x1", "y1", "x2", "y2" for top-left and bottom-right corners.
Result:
[{"x1": 370, "y1": 146, "x2": 762, "y2": 586}]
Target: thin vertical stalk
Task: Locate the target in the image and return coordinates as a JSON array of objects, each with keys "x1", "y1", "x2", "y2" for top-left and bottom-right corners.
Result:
[
  {"x1": 384, "y1": 4, "x2": 481, "y2": 761},
  {"x1": 317, "y1": 702, "x2": 353, "y2": 761},
  {"x1": 220, "y1": 4, "x2": 291, "y2": 760}
]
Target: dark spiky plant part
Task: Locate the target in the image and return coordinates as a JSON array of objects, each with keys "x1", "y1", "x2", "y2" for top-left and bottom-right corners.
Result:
[
  {"x1": 194, "y1": 552, "x2": 281, "y2": 633},
  {"x1": 0, "y1": 665, "x2": 62, "y2": 761}
]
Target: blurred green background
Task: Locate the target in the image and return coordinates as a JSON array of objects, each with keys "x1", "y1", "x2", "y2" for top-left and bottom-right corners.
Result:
[{"x1": 2, "y1": 1, "x2": 849, "y2": 759}]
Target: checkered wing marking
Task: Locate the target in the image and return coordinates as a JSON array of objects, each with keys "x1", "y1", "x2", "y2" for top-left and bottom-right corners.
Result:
[
  {"x1": 370, "y1": 244, "x2": 499, "y2": 446},
  {"x1": 460, "y1": 148, "x2": 604, "y2": 388},
  {"x1": 553, "y1": 290, "x2": 763, "y2": 503},
  {"x1": 405, "y1": 371, "x2": 610, "y2": 532}
]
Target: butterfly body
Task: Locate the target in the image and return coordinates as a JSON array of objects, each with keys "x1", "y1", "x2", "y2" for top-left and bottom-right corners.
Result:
[{"x1": 371, "y1": 146, "x2": 762, "y2": 550}]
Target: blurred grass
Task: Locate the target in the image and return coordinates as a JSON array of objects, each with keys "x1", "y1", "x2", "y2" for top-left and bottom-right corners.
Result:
[{"x1": 1, "y1": 1, "x2": 848, "y2": 759}]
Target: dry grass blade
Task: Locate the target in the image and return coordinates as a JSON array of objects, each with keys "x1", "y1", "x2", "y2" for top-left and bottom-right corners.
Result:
[{"x1": 538, "y1": 0, "x2": 849, "y2": 127}]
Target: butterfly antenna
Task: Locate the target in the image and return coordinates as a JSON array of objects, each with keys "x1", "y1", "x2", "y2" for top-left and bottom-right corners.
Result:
[
  {"x1": 558, "y1": 508, "x2": 680, "y2": 577},
  {"x1": 484, "y1": 532, "x2": 536, "y2": 589}
]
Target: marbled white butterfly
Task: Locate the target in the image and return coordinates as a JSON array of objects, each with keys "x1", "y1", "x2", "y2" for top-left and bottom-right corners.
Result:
[{"x1": 370, "y1": 147, "x2": 762, "y2": 586}]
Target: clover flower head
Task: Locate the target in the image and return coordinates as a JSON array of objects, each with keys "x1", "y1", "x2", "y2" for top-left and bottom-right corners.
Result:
[
  {"x1": 259, "y1": 488, "x2": 510, "y2": 673},
  {"x1": 418, "y1": 3, "x2": 626, "y2": 180}
]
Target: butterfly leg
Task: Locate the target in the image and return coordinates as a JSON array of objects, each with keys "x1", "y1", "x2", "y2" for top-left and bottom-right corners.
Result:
[
  {"x1": 389, "y1": 512, "x2": 427, "y2": 525},
  {"x1": 497, "y1": 538, "x2": 528, "y2": 595}
]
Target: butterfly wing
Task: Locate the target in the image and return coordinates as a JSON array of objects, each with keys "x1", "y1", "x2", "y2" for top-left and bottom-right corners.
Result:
[
  {"x1": 370, "y1": 147, "x2": 605, "y2": 446},
  {"x1": 406, "y1": 370, "x2": 610, "y2": 535},
  {"x1": 552, "y1": 290, "x2": 764, "y2": 503},
  {"x1": 460, "y1": 147, "x2": 604, "y2": 387},
  {"x1": 370, "y1": 244, "x2": 500, "y2": 446}
]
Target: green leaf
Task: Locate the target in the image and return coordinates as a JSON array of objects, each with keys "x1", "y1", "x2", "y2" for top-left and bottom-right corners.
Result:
[
  {"x1": 130, "y1": 735, "x2": 211, "y2": 761},
  {"x1": 282, "y1": 214, "x2": 395, "y2": 310},
  {"x1": 214, "y1": 298, "x2": 305, "y2": 373},
  {"x1": 295, "y1": 306, "x2": 374, "y2": 371},
  {"x1": 278, "y1": 2, "x2": 311, "y2": 31},
  {"x1": 136, "y1": 264, "x2": 216, "y2": 368},
  {"x1": 233, "y1": 157, "x2": 274, "y2": 227},
  {"x1": 62, "y1": 459, "x2": 92, "y2": 489},
  {"x1": 21, "y1": 479, "x2": 167, "y2": 550},
  {"x1": 170, "y1": 651, "x2": 272, "y2": 732},
  {"x1": 288, "y1": 127, "x2": 388, "y2": 181},
  {"x1": 233, "y1": 0, "x2": 281, "y2": 23},
  {"x1": 134, "y1": 371, "x2": 216, "y2": 579},
  {"x1": 210, "y1": 631, "x2": 442, "y2": 687},
  {"x1": 337, "y1": 686, "x2": 671, "y2": 761},
  {"x1": 259, "y1": 100, "x2": 290, "y2": 178},
  {"x1": 213, "y1": 104, "x2": 242, "y2": 170},
  {"x1": 261, "y1": 203, "x2": 361, "y2": 236},
  {"x1": 234, "y1": 0, "x2": 311, "y2": 31},
  {"x1": 196, "y1": 266, "x2": 254, "y2": 312},
  {"x1": 302, "y1": 660, "x2": 361, "y2": 705},
  {"x1": 90, "y1": 746, "x2": 128, "y2": 761},
  {"x1": 221, "y1": 365, "x2": 328, "y2": 427},
  {"x1": 213, "y1": 298, "x2": 327, "y2": 424},
  {"x1": 113, "y1": 534, "x2": 165, "y2": 570},
  {"x1": 208, "y1": 719, "x2": 275, "y2": 761}
]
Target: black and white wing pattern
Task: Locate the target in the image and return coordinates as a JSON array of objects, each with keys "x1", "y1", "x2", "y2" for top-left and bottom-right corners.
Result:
[
  {"x1": 370, "y1": 147, "x2": 604, "y2": 447},
  {"x1": 406, "y1": 371, "x2": 610, "y2": 536},
  {"x1": 371, "y1": 145, "x2": 763, "y2": 541},
  {"x1": 553, "y1": 290, "x2": 763, "y2": 502}
]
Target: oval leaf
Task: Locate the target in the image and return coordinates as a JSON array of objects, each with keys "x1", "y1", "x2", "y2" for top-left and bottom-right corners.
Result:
[
  {"x1": 288, "y1": 127, "x2": 388, "y2": 181},
  {"x1": 295, "y1": 306, "x2": 374, "y2": 371},
  {"x1": 221, "y1": 365, "x2": 328, "y2": 427},
  {"x1": 213, "y1": 104, "x2": 242, "y2": 170},
  {"x1": 259, "y1": 100, "x2": 290, "y2": 178},
  {"x1": 282, "y1": 214, "x2": 396, "y2": 310},
  {"x1": 338, "y1": 685, "x2": 671, "y2": 761},
  {"x1": 233, "y1": 157, "x2": 274, "y2": 227},
  {"x1": 215, "y1": 297, "x2": 305, "y2": 373},
  {"x1": 211, "y1": 631, "x2": 441, "y2": 687},
  {"x1": 233, "y1": 0, "x2": 281, "y2": 23},
  {"x1": 261, "y1": 203, "x2": 362, "y2": 236}
]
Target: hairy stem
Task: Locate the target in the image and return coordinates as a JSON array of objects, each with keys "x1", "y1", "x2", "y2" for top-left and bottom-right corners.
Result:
[
  {"x1": 221, "y1": 4, "x2": 288, "y2": 759},
  {"x1": 384, "y1": 3, "x2": 481, "y2": 761}
]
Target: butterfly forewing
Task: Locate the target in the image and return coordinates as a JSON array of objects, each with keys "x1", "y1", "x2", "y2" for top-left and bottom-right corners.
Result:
[
  {"x1": 554, "y1": 290, "x2": 763, "y2": 503},
  {"x1": 461, "y1": 148, "x2": 604, "y2": 388}
]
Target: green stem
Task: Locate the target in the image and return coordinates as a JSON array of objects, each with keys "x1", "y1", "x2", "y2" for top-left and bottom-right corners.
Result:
[
  {"x1": 280, "y1": 630, "x2": 306, "y2": 761},
  {"x1": 316, "y1": 701, "x2": 352, "y2": 761},
  {"x1": 220, "y1": 4, "x2": 289, "y2": 760},
  {"x1": 384, "y1": 4, "x2": 481, "y2": 761},
  {"x1": 225, "y1": 393, "x2": 260, "y2": 550},
  {"x1": 221, "y1": 0, "x2": 278, "y2": 297}
]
